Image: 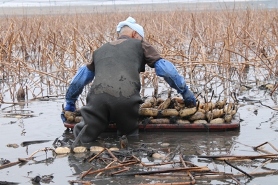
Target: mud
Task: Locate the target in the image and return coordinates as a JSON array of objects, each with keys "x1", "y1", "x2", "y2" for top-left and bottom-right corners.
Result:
[{"x1": 0, "y1": 85, "x2": 278, "y2": 184}]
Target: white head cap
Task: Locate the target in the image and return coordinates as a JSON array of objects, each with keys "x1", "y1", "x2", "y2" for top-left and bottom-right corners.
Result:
[{"x1": 116, "y1": 17, "x2": 144, "y2": 38}]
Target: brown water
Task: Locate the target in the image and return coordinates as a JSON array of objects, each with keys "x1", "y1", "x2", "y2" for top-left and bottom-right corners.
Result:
[{"x1": 1, "y1": 86, "x2": 278, "y2": 185}]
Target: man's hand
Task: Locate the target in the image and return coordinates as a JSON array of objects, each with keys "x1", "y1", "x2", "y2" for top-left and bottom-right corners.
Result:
[
  {"x1": 61, "y1": 111, "x2": 67, "y2": 123},
  {"x1": 182, "y1": 89, "x2": 196, "y2": 108},
  {"x1": 61, "y1": 103, "x2": 81, "y2": 123},
  {"x1": 61, "y1": 102, "x2": 75, "y2": 123},
  {"x1": 61, "y1": 110, "x2": 82, "y2": 123}
]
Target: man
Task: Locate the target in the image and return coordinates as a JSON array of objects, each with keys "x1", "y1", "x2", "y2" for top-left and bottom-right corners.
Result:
[{"x1": 64, "y1": 17, "x2": 196, "y2": 143}]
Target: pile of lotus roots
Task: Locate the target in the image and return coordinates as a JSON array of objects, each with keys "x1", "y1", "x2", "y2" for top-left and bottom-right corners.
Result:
[{"x1": 139, "y1": 94, "x2": 238, "y2": 125}]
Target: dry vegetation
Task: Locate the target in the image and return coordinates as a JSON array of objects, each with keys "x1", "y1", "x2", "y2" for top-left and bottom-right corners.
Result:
[{"x1": 0, "y1": 8, "x2": 277, "y2": 103}]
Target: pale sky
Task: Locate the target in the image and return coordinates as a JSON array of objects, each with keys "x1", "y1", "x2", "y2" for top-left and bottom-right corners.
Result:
[{"x1": 0, "y1": 0, "x2": 268, "y2": 7}]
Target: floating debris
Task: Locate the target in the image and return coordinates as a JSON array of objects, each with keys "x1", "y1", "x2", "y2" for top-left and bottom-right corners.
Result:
[
  {"x1": 31, "y1": 176, "x2": 41, "y2": 184},
  {"x1": 0, "y1": 181, "x2": 19, "y2": 185},
  {"x1": 0, "y1": 158, "x2": 10, "y2": 165},
  {"x1": 41, "y1": 174, "x2": 54, "y2": 184},
  {"x1": 1, "y1": 140, "x2": 278, "y2": 185},
  {"x1": 2, "y1": 109, "x2": 35, "y2": 118},
  {"x1": 119, "y1": 135, "x2": 128, "y2": 149},
  {"x1": 21, "y1": 140, "x2": 51, "y2": 147},
  {"x1": 6, "y1": 144, "x2": 19, "y2": 148}
]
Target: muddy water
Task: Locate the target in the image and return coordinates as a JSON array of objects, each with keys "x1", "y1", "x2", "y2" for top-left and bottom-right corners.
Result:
[{"x1": 1, "y1": 89, "x2": 278, "y2": 184}]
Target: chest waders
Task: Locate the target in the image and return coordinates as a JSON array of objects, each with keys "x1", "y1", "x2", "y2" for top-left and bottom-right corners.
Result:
[{"x1": 73, "y1": 38, "x2": 145, "y2": 143}]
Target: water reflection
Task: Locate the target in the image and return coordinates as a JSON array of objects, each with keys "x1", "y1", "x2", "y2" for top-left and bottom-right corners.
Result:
[{"x1": 134, "y1": 131, "x2": 239, "y2": 156}]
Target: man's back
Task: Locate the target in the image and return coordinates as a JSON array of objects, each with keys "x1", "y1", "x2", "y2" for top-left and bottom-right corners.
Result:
[{"x1": 91, "y1": 38, "x2": 145, "y2": 98}]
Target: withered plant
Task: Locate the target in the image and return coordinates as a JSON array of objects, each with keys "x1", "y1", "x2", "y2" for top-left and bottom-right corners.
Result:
[{"x1": 0, "y1": 7, "x2": 277, "y2": 103}]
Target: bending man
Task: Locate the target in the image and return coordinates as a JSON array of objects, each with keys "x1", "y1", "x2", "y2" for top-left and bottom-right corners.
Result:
[{"x1": 64, "y1": 17, "x2": 196, "y2": 143}]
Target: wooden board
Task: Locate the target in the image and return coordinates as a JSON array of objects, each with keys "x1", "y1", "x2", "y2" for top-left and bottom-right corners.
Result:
[{"x1": 64, "y1": 113, "x2": 240, "y2": 132}]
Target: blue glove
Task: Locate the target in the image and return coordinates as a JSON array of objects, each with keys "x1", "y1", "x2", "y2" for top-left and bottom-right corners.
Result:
[
  {"x1": 64, "y1": 102, "x2": 76, "y2": 112},
  {"x1": 61, "y1": 112, "x2": 67, "y2": 123},
  {"x1": 181, "y1": 88, "x2": 196, "y2": 108},
  {"x1": 154, "y1": 59, "x2": 196, "y2": 107},
  {"x1": 63, "y1": 65, "x2": 95, "y2": 114}
]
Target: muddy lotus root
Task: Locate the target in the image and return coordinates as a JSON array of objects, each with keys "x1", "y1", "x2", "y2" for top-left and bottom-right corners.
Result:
[{"x1": 139, "y1": 96, "x2": 238, "y2": 124}]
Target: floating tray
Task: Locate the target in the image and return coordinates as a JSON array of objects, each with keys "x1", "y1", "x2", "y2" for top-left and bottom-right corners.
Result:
[{"x1": 64, "y1": 113, "x2": 240, "y2": 132}]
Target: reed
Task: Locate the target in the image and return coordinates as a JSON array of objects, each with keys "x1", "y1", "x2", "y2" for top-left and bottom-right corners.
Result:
[{"x1": 0, "y1": 8, "x2": 277, "y2": 103}]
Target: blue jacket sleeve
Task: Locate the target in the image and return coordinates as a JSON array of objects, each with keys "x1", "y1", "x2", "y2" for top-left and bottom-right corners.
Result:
[
  {"x1": 65, "y1": 65, "x2": 95, "y2": 111},
  {"x1": 154, "y1": 59, "x2": 188, "y2": 94}
]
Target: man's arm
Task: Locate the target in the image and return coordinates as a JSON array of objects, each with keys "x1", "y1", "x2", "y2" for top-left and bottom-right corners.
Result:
[
  {"x1": 141, "y1": 41, "x2": 196, "y2": 107},
  {"x1": 65, "y1": 65, "x2": 95, "y2": 111},
  {"x1": 154, "y1": 59, "x2": 196, "y2": 107}
]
